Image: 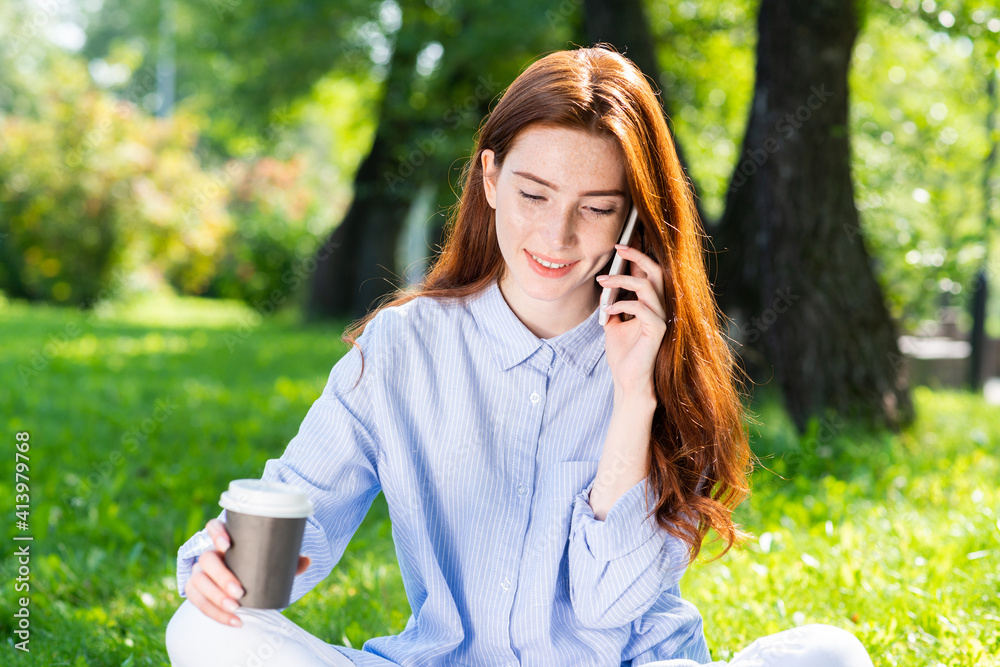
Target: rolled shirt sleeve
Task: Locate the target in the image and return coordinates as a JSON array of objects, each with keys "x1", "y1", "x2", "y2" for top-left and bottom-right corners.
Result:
[
  {"x1": 623, "y1": 583, "x2": 713, "y2": 665},
  {"x1": 176, "y1": 529, "x2": 215, "y2": 598},
  {"x1": 568, "y1": 475, "x2": 693, "y2": 630},
  {"x1": 174, "y1": 318, "x2": 385, "y2": 606}
]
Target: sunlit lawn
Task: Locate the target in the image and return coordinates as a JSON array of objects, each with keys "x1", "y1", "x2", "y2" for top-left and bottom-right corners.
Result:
[{"x1": 0, "y1": 293, "x2": 996, "y2": 666}]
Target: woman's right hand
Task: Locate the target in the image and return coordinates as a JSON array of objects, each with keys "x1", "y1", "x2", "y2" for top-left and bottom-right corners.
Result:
[{"x1": 184, "y1": 518, "x2": 311, "y2": 627}]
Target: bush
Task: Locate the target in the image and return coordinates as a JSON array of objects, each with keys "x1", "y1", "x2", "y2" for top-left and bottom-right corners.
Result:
[
  {"x1": 200, "y1": 155, "x2": 335, "y2": 307},
  {"x1": 0, "y1": 52, "x2": 231, "y2": 306}
]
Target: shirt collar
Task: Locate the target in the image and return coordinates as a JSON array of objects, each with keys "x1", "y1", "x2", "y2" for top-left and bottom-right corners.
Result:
[{"x1": 469, "y1": 279, "x2": 606, "y2": 377}]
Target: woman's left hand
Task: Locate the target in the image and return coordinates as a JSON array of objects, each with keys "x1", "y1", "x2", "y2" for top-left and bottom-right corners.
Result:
[{"x1": 596, "y1": 243, "x2": 668, "y2": 397}]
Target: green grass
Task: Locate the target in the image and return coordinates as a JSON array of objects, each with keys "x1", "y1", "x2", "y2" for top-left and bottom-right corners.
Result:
[
  {"x1": 689, "y1": 391, "x2": 999, "y2": 666},
  {"x1": 0, "y1": 294, "x2": 996, "y2": 666}
]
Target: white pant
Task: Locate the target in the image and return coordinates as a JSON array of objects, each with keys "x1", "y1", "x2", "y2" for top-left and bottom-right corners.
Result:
[
  {"x1": 166, "y1": 601, "x2": 356, "y2": 667},
  {"x1": 165, "y1": 600, "x2": 874, "y2": 667},
  {"x1": 645, "y1": 622, "x2": 875, "y2": 667}
]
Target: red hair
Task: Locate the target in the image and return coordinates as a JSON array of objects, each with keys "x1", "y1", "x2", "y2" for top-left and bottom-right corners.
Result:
[{"x1": 343, "y1": 45, "x2": 752, "y2": 562}]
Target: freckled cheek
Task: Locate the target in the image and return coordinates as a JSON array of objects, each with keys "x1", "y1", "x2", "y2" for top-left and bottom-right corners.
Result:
[
  {"x1": 514, "y1": 199, "x2": 547, "y2": 222},
  {"x1": 579, "y1": 235, "x2": 613, "y2": 264},
  {"x1": 588, "y1": 229, "x2": 621, "y2": 268},
  {"x1": 593, "y1": 251, "x2": 615, "y2": 271},
  {"x1": 495, "y1": 211, "x2": 528, "y2": 254},
  {"x1": 502, "y1": 204, "x2": 545, "y2": 236},
  {"x1": 592, "y1": 228, "x2": 622, "y2": 255}
]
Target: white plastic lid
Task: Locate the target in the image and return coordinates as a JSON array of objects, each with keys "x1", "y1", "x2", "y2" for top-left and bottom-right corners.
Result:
[{"x1": 219, "y1": 479, "x2": 314, "y2": 518}]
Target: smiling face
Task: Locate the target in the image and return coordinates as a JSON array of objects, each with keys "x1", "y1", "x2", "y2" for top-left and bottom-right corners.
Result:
[{"x1": 481, "y1": 124, "x2": 631, "y2": 338}]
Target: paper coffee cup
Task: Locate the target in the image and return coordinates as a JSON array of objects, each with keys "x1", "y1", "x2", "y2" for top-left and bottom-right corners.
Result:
[{"x1": 219, "y1": 479, "x2": 313, "y2": 609}]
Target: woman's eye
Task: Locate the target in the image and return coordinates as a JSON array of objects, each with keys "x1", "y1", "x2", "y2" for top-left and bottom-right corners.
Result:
[
  {"x1": 519, "y1": 191, "x2": 545, "y2": 202},
  {"x1": 589, "y1": 207, "x2": 615, "y2": 216}
]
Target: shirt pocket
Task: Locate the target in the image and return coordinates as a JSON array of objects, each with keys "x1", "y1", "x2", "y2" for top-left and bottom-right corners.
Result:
[{"x1": 528, "y1": 460, "x2": 599, "y2": 609}]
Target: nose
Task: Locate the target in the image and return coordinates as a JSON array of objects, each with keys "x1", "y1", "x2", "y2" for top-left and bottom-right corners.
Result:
[{"x1": 542, "y1": 205, "x2": 576, "y2": 249}]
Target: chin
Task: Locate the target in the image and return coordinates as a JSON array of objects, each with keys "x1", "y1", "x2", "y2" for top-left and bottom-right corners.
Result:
[{"x1": 519, "y1": 276, "x2": 586, "y2": 302}]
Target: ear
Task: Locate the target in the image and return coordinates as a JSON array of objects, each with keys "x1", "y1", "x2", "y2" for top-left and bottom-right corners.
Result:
[{"x1": 481, "y1": 149, "x2": 497, "y2": 209}]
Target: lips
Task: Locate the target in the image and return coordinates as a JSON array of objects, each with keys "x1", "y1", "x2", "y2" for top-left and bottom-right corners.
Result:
[
  {"x1": 529, "y1": 252, "x2": 573, "y2": 268},
  {"x1": 525, "y1": 249, "x2": 577, "y2": 277}
]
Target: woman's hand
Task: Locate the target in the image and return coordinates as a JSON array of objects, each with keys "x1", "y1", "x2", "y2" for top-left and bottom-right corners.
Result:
[
  {"x1": 185, "y1": 518, "x2": 311, "y2": 627},
  {"x1": 596, "y1": 243, "x2": 668, "y2": 399}
]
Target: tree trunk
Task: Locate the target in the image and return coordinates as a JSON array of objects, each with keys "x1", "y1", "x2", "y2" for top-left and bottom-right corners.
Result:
[
  {"x1": 582, "y1": 0, "x2": 659, "y2": 87},
  {"x1": 305, "y1": 132, "x2": 411, "y2": 320},
  {"x1": 713, "y1": 0, "x2": 913, "y2": 431},
  {"x1": 582, "y1": 0, "x2": 707, "y2": 225},
  {"x1": 306, "y1": 3, "x2": 509, "y2": 320},
  {"x1": 305, "y1": 8, "x2": 423, "y2": 321},
  {"x1": 971, "y1": 71, "x2": 998, "y2": 390}
]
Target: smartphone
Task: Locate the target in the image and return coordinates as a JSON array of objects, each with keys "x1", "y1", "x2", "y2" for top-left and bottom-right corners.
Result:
[{"x1": 599, "y1": 205, "x2": 639, "y2": 326}]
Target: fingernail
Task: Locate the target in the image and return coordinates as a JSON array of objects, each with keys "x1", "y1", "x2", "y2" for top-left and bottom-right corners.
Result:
[
  {"x1": 596, "y1": 275, "x2": 608, "y2": 281},
  {"x1": 223, "y1": 599, "x2": 239, "y2": 613},
  {"x1": 217, "y1": 537, "x2": 230, "y2": 552},
  {"x1": 227, "y1": 583, "x2": 244, "y2": 598},
  {"x1": 229, "y1": 616, "x2": 242, "y2": 627},
  {"x1": 615, "y1": 243, "x2": 628, "y2": 249}
]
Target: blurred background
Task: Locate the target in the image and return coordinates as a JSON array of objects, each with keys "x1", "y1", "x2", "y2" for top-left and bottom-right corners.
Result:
[{"x1": 1, "y1": 0, "x2": 998, "y2": 665}]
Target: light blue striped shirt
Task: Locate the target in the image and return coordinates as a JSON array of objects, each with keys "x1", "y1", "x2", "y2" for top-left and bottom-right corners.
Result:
[{"x1": 176, "y1": 279, "x2": 711, "y2": 666}]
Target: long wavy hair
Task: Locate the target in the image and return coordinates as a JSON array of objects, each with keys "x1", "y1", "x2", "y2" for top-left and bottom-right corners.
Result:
[{"x1": 342, "y1": 45, "x2": 752, "y2": 562}]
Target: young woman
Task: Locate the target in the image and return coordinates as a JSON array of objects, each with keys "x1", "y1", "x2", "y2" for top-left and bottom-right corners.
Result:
[{"x1": 166, "y1": 46, "x2": 874, "y2": 667}]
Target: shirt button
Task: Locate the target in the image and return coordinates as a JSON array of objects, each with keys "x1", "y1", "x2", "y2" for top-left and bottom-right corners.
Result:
[
  {"x1": 516, "y1": 484, "x2": 527, "y2": 496},
  {"x1": 529, "y1": 391, "x2": 540, "y2": 404},
  {"x1": 500, "y1": 577, "x2": 511, "y2": 591}
]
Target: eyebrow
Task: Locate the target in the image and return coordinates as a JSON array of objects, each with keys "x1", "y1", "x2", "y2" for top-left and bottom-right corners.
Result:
[{"x1": 512, "y1": 171, "x2": 626, "y2": 197}]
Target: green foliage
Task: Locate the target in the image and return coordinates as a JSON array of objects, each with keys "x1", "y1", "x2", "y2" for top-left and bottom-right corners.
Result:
[
  {"x1": 81, "y1": 0, "x2": 589, "y2": 202},
  {"x1": 646, "y1": 0, "x2": 760, "y2": 221},
  {"x1": 0, "y1": 32, "x2": 367, "y2": 309},
  {"x1": 849, "y1": 1, "x2": 1000, "y2": 331},
  {"x1": 0, "y1": 297, "x2": 996, "y2": 664},
  {"x1": 0, "y1": 51, "x2": 231, "y2": 305},
  {"x1": 81, "y1": 0, "x2": 382, "y2": 155},
  {"x1": 649, "y1": 0, "x2": 1000, "y2": 335},
  {"x1": 203, "y1": 155, "x2": 344, "y2": 305},
  {"x1": 287, "y1": 72, "x2": 381, "y2": 186},
  {"x1": 5, "y1": 0, "x2": 995, "y2": 334}
]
